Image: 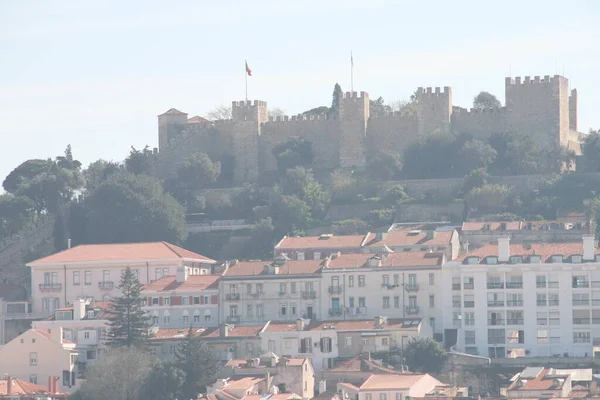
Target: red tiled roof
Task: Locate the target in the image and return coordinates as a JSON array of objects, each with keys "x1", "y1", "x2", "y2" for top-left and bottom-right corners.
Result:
[
  {"x1": 31, "y1": 329, "x2": 74, "y2": 345},
  {"x1": 457, "y1": 242, "x2": 596, "y2": 263},
  {"x1": 223, "y1": 260, "x2": 323, "y2": 277},
  {"x1": 159, "y1": 108, "x2": 187, "y2": 116},
  {"x1": 200, "y1": 325, "x2": 264, "y2": 338},
  {"x1": 462, "y1": 221, "x2": 522, "y2": 231},
  {"x1": 329, "y1": 356, "x2": 397, "y2": 373},
  {"x1": 29, "y1": 242, "x2": 215, "y2": 264},
  {"x1": 142, "y1": 274, "x2": 220, "y2": 292},
  {"x1": 225, "y1": 357, "x2": 306, "y2": 368},
  {"x1": 243, "y1": 395, "x2": 301, "y2": 400},
  {"x1": 359, "y1": 373, "x2": 430, "y2": 389},
  {"x1": 364, "y1": 231, "x2": 453, "y2": 247},
  {"x1": 150, "y1": 327, "x2": 206, "y2": 340},
  {"x1": 508, "y1": 369, "x2": 566, "y2": 390},
  {"x1": 0, "y1": 378, "x2": 67, "y2": 396},
  {"x1": 188, "y1": 115, "x2": 210, "y2": 123},
  {"x1": 264, "y1": 318, "x2": 421, "y2": 332},
  {"x1": 276, "y1": 235, "x2": 366, "y2": 250},
  {"x1": 326, "y1": 252, "x2": 444, "y2": 269},
  {"x1": 223, "y1": 376, "x2": 264, "y2": 390}
]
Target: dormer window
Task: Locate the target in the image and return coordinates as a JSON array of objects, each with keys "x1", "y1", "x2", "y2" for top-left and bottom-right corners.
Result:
[
  {"x1": 486, "y1": 256, "x2": 498, "y2": 265},
  {"x1": 87, "y1": 310, "x2": 95, "y2": 319},
  {"x1": 465, "y1": 256, "x2": 480, "y2": 265},
  {"x1": 571, "y1": 255, "x2": 583, "y2": 263},
  {"x1": 510, "y1": 256, "x2": 523, "y2": 264},
  {"x1": 529, "y1": 255, "x2": 541, "y2": 264},
  {"x1": 551, "y1": 255, "x2": 564, "y2": 263}
]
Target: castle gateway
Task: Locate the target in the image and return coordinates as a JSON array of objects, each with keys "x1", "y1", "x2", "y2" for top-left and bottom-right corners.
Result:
[{"x1": 158, "y1": 75, "x2": 581, "y2": 184}]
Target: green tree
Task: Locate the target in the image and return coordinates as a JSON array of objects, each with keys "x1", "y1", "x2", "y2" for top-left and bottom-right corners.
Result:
[
  {"x1": 370, "y1": 96, "x2": 392, "y2": 114},
  {"x1": 281, "y1": 167, "x2": 330, "y2": 216},
  {"x1": 140, "y1": 362, "x2": 185, "y2": 400},
  {"x1": 582, "y1": 129, "x2": 600, "y2": 172},
  {"x1": 206, "y1": 104, "x2": 232, "y2": 120},
  {"x1": 402, "y1": 133, "x2": 457, "y2": 179},
  {"x1": 403, "y1": 337, "x2": 448, "y2": 373},
  {"x1": 2, "y1": 159, "x2": 52, "y2": 194},
  {"x1": 81, "y1": 172, "x2": 187, "y2": 244},
  {"x1": 268, "y1": 107, "x2": 287, "y2": 118},
  {"x1": 466, "y1": 184, "x2": 512, "y2": 214},
  {"x1": 0, "y1": 195, "x2": 34, "y2": 236},
  {"x1": 105, "y1": 267, "x2": 151, "y2": 349},
  {"x1": 330, "y1": 83, "x2": 343, "y2": 115},
  {"x1": 272, "y1": 137, "x2": 315, "y2": 173},
  {"x1": 56, "y1": 144, "x2": 82, "y2": 170},
  {"x1": 175, "y1": 328, "x2": 219, "y2": 400},
  {"x1": 271, "y1": 194, "x2": 313, "y2": 235},
  {"x1": 125, "y1": 145, "x2": 157, "y2": 175},
  {"x1": 462, "y1": 168, "x2": 489, "y2": 194},
  {"x1": 302, "y1": 106, "x2": 330, "y2": 117},
  {"x1": 171, "y1": 152, "x2": 221, "y2": 204},
  {"x1": 457, "y1": 139, "x2": 497, "y2": 174},
  {"x1": 365, "y1": 208, "x2": 395, "y2": 227},
  {"x1": 473, "y1": 91, "x2": 502, "y2": 110},
  {"x1": 366, "y1": 150, "x2": 402, "y2": 181},
  {"x1": 384, "y1": 184, "x2": 409, "y2": 205},
  {"x1": 84, "y1": 160, "x2": 123, "y2": 192},
  {"x1": 331, "y1": 219, "x2": 369, "y2": 235}
]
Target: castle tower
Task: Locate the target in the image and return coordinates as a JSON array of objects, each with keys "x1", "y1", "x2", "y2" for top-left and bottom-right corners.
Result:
[
  {"x1": 416, "y1": 87, "x2": 452, "y2": 136},
  {"x1": 569, "y1": 89, "x2": 578, "y2": 131},
  {"x1": 338, "y1": 91, "x2": 369, "y2": 168},
  {"x1": 231, "y1": 100, "x2": 268, "y2": 184},
  {"x1": 158, "y1": 108, "x2": 188, "y2": 150},
  {"x1": 505, "y1": 75, "x2": 572, "y2": 147}
]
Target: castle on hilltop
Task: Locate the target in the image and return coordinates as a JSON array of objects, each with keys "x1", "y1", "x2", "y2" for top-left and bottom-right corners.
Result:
[{"x1": 158, "y1": 74, "x2": 582, "y2": 184}]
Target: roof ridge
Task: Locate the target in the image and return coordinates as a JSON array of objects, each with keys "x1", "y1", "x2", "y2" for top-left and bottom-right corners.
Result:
[{"x1": 161, "y1": 241, "x2": 184, "y2": 258}]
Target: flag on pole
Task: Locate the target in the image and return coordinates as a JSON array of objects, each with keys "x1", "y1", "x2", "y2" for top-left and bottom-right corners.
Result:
[
  {"x1": 245, "y1": 60, "x2": 252, "y2": 76},
  {"x1": 351, "y1": 52, "x2": 354, "y2": 67}
]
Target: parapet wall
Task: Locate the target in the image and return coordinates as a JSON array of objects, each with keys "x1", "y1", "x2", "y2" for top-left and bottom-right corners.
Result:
[
  {"x1": 367, "y1": 113, "x2": 418, "y2": 155},
  {"x1": 417, "y1": 86, "x2": 451, "y2": 98},
  {"x1": 505, "y1": 75, "x2": 562, "y2": 86}
]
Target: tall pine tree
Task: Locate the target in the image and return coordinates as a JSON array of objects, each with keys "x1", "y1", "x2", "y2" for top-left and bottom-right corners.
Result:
[
  {"x1": 330, "y1": 83, "x2": 343, "y2": 116},
  {"x1": 175, "y1": 327, "x2": 219, "y2": 399},
  {"x1": 106, "y1": 267, "x2": 151, "y2": 348}
]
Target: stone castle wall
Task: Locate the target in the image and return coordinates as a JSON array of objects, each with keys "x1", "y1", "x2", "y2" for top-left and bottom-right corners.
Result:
[{"x1": 157, "y1": 75, "x2": 581, "y2": 184}]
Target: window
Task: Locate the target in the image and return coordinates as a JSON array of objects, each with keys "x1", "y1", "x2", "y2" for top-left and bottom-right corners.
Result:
[
  {"x1": 358, "y1": 297, "x2": 366, "y2": 308},
  {"x1": 536, "y1": 275, "x2": 546, "y2": 288},
  {"x1": 73, "y1": 271, "x2": 80, "y2": 285},
  {"x1": 382, "y1": 275, "x2": 389, "y2": 285},
  {"x1": 204, "y1": 295, "x2": 210, "y2": 304},
  {"x1": 285, "y1": 339, "x2": 291, "y2": 349},
  {"x1": 205, "y1": 313, "x2": 212, "y2": 322},
  {"x1": 247, "y1": 305, "x2": 253, "y2": 317},
  {"x1": 103, "y1": 270, "x2": 110, "y2": 282},
  {"x1": 162, "y1": 268, "x2": 169, "y2": 277},
  {"x1": 257, "y1": 283, "x2": 263, "y2": 293},
  {"x1": 429, "y1": 273, "x2": 435, "y2": 285},
  {"x1": 29, "y1": 375, "x2": 37, "y2": 384},
  {"x1": 366, "y1": 395, "x2": 372, "y2": 400},
  {"x1": 394, "y1": 296, "x2": 400, "y2": 308},
  {"x1": 152, "y1": 297, "x2": 159, "y2": 306},
  {"x1": 291, "y1": 303, "x2": 297, "y2": 315},
  {"x1": 537, "y1": 293, "x2": 547, "y2": 306},
  {"x1": 348, "y1": 276, "x2": 354, "y2": 287},
  {"x1": 183, "y1": 315, "x2": 189, "y2": 324},
  {"x1": 380, "y1": 394, "x2": 387, "y2": 400},
  {"x1": 408, "y1": 273, "x2": 417, "y2": 288},
  {"x1": 537, "y1": 329, "x2": 549, "y2": 343},
  {"x1": 464, "y1": 312, "x2": 475, "y2": 326},
  {"x1": 345, "y1": 337, "x2": 352, "y2": 346},
  {"x1": 85, "y1": 271, "x2": 92, "y2": 285},
  {"x1": 321, "y1": 337, "x2": 332, "y2": 353},
  {"x1": 382, "y1": 338, "x2": 389, "y2": 346},
  {"x1": 429, "y1": 295, "x2": 435, "y2": 308},
  {"x1": 349, "y1": 297, "x2": 355, "y2": 307},
  {"x1": 182, "y1": 296, "x2": 189, "y2": 305},
  {"x1": 30, "y1": 352, "x2": 37, "y2": 365},
  {"x1": 193, "y1": 296, "x2": 200, "y2": 304},
  {"x1": 465, "y1": 330, "x2": 476, "y2": 345},
  {"x1": 230, "y1": 306, "x2": 238, "y2": 316},
  {"x1": 297, "y1": 252, "x2": 305, "y2": 260},
  {"x1": 194, "y1": 315, "x2": 200, "y2": 323},
  {"x1": 314, "y1": 251, "x2": 321, "y2": 260},
  {"x1": 163, "y1": 297, "x2": 170, "y2": 306},
  {"x1": 86, "y1": 350, "x2": 97, "y2": 360},
  {"x1": 537, "y1": 311, "x2": 548, "y2": 325},
  {"x1": 256, "y1": 304, "x2": 263, "y2": 317},
  {"x1": 356, "y1": 275, "x2": 365, "y2": 287},
  {"x1": 382, "y1": 296, "x2": 390, "y2": 309},
  {"x1": 574, "y1": 331, "x2": 591, "y2": 343},
  {"x1": 84, "y1": 331, "x2": 90, "y2": 339},
  {"x1": 280, "y1": 283, "x2": 286, "y2": 294},
  {"x1": 430, "y1": 317, "x2": 436, "y2": 330},
  {"x1": 291, "y1": 283, "x2": 297, "y2": 293},
  {"x1": 396, "y1": 394, "x2": 402, "y2": 400},
  {"x1": 153, "y1": 316, "x2": 159, "y2": 324},
  {"x1": 247, "y1": 284, "x2": 252, "y2": 293},
  {"x1": 280, "y1": 304, "x2": 287, "y2": 316},
  {"x1": 155, "y1": 268, "x2": 163, "y2": 280},
  {"x1": 164, "y1": 316, "x2": 170, "y2": 324},
  {"x1": 549, "y1": 293, "x2": 559, "y2": 306}
]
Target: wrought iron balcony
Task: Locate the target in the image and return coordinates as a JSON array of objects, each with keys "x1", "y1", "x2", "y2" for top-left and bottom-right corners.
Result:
[
  {"x1": 302, "y1": 291, "x2": 316, "y2": 299},
  {"x1": 226, "y1": 315, "x2": 240, "y2": 323},
  {"x1": 328, "y1": 286, "x2": 342, "y2": 294},
  {"x1": 405, "y1": 284, "x2": 419, "y2": 292},
  {"x1": 328, "y1": 308, "x2": 342, "y2": 316},
  {"x1": 226, "y1": 293, "x2": 240, "y2": 301},
  {"x1": 39, "y1": 283, "x2": 62, "y2": 291},
  {"x1": 487, "y1": 282, "x2": 504, "y2": 289},
  {"x1": 98, "y1": 281, "x2": 114, "y2": 290},
  {"x1": 405, "y1": 306, "x2": 420, "y2": 315}
]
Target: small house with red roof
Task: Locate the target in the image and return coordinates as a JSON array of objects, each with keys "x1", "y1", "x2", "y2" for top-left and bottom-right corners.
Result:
[{"x1": 0, "y1": 376, "x2": 67, "y2": 399}]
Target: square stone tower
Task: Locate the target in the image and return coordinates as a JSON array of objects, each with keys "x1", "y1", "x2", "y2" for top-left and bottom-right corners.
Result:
[
  {"x1": 158, "y1": 108, "x2": 188, "y2": 150},
  {"x1": 416, "y1": 87, "x2": 452, "y2": 136},
  {"x1": 338, "y1": 91, "x2": 369, "y2": 168},
  {"x1": 231, "y1": 100, "x2": 268, "y2": 184}
]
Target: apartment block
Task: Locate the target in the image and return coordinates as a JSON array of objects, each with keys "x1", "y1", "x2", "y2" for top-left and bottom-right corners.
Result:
[
  {"x1": 27, "y1": 242, "x2": 215, "y2": 316},
  {"x1": 442, "y1": 236, "x2": 600, "y2": 358}
]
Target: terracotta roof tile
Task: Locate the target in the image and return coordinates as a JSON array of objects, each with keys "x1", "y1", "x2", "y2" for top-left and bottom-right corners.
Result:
[
  {"x1": 364, "y1": 231, "x2": 453, "y2": 247},
  {"x1": 223, "y1": 260, "x2": 323, "y2": 277},
  {"x1": 223, "y1": 376, "x2": 264, "y2": 390},
  {"x1": 159, "y1": 108, "x2": 187, "y2": 116},
  {"x1": 326, "y1": 252, "x2": 444, "y2": 269},
  {"x1": 265, "y1": 318, "x2": 421, "y2": 332},
  {"x1": 329, "y1": 356, "x2": 396, "y2": 373},
  {"x1": 0, "y1": 378, "x2": 67, "y2": 396},
  {"x1": 508, "y1": 369, "x2": 568, "y2": 391},
  {"x1": 150, "y1": 327, "x2": 206, "y2": 340},
  {"x1": 243, "y1": 395, "x2": 301, "y2": 400},
  {"x1": 462, "y1": 221, "x2": 522, "y2": 231},
  {"x1": 276, "y1": 235, "x2": 366, "y2": 250},
  {"x1": 32, "y1": 329, "x2": 75, "y2": 345},
  {"x1": 29, "y1": 241, "x2": 215, "y2": 264},
  {"x1": 359, "y1": 373, "x2": 429, "y2": 389},
  {"x1": 188, "y1": 115, "x2": 210, "y2": 123},
  {"x1": 142, "y1": 274, "x2": 220, "y2": 292},
  {"x1": 200, "y1": 325, "x2": 264, "y2": 338},
  {"x1": 457, "y1": 242, "x2": 596, "y2": 263}
]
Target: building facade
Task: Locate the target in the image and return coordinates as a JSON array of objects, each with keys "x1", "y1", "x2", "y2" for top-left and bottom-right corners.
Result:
[
  {"x1": 442, "y1": 236, "x2": 600, "y2": 358},
  {"x1": 159, "y1": 75, "x2": 581, "y2": 185},
  {"x1": 27, "y1": 242, "x2": 215, "y2": 316}
]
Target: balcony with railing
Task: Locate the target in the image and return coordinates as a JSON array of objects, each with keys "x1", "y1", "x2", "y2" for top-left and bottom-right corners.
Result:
[
  {"x1": 405, "y1": 306, "x2": 420, "y2": 315},
  {"x1": 537, "y1": 300, "x2": 547, "y2": 306},
  {"x1": 452, "y1": 283, "x2": 461, "y2": 290},
  {"x1": 405, "y1": 284, "x2": 419, "y2": 292},
  {"x1": 464, "y1": 282, "x2": 474, "y2": 290},
  {"x1": 488, "y1": 300, "x2": 505, "y2": 307},
  {"x1": 506, "y1": 300, "x2": 523, "y2": 307},
  {"x1": 39, "y1": 283, "x2": 62, "y2": 291},
  {"x1": 549, "y1": 318, "x2": 560, "y2": 325},
  {"x1": 506, "y1": 319, "x2": 524, "y2": 325},
  {"x1": 573, "y1": 318, "x2": 590, "y2": 325},
  {"x1": 464, "y1": 301, "x2": 475, "y2": 308},
  {"x1": 573, "y1": 280, "x2": 590, "y2": 289},
  {"x1": 536, "y1": 281, "x2": 547, "y2": 289},
  {"x1": 98, "y1": 281, "x2": 114, "y2": 290},
  {"x1": 226, "y1": 293, "x2": 240, "y2": 301},
  {"x1": 328, "y1": 286, "x2": 342, "y2": 294},
  {"x1": 506, "y1": 281, "x2": 523, "y2": 289},
  {"x1": 346, "y1": 306, "x2": 367, "y2": 317},
  {"x1": 548, "y1": 281, "x2": 559, "y2": 288},
  {"x1": 226, "y1": 315, "x2": 240, "y2": 323},
  {"x1": 487, "y1": 281, "x2": 504, "y2": 289},
  {"x1": 2, "y1": 301, "x2": 48, "y2": 320},
  {"x1": 452, "y1": 300, "x2": 461, "y2": 308},
  {"x1": 302, "y1": 291, "x2": 316, "y2": 299},
  {"x1": 329, "y1": 308, "x2": 342, "y2": 316},
  {"x1": 488, "y1": 318, "x2": 505, "y2": 326},
  {"x1": 248, "y1": 292, "x2": 263, "y2": 299},
  {"x1": 573, "y1": 299, "x2": 590, "y2": 306}
]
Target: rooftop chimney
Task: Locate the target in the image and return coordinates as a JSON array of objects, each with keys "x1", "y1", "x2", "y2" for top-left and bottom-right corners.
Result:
[
  {"x1": 318, "y1": 380, "x2": 327, "y2": 394},
  {"x1": 75, "y1": 298, "x2": 87, "y2": 320},
  {"x1": 376, "y1": 232, "x2": 388, "y2": 241},
  {"x1": 296, "y1": 318, "x2": 306, "y2": 331},
  {"x1": 67, "y1": 238, "x2": 72, "y2": 249},
  {"x1": 498, "y1": 237, "x2": 510, "y2": 262},
  {"x1": 220, "y1": 324, "x2": 230, "y2": 337},
  {"x1": 176, "y1": 266, "x2": 189, "y2": 283},
  {"x1": 374, "y1": 316, "x2": 384, "y2": 329},
  {"x1": 7, "y1": 376, "x2": 11, "y2": 394},
  {"x1": 50, "y1": 326, "x2": 63, "y2": 344},
  {"x1": 583, "y1": 235, "x2": 595, "y2": 261}
]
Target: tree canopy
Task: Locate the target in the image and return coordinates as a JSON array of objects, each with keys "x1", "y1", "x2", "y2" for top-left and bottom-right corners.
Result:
[
  {"x1": 272, "y1": 137, "x2": 315, "y2": 173},
  {"x1": 472, "y1": 91, "x2": 502, "y2": 110},
  {"x1": 403, "y1": 337, "x2": 448, "y2": 373},
  {"x1": 175, "y1": 328, "x2": 219, "y2": 400}
]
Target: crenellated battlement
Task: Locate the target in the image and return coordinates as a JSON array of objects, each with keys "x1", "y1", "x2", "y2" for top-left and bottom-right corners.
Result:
[
  {"x1": 340, "y1": 91, "x2": 367, "y2": 100},
  {"x1": 267, "y1": 113, "x2": 333, "y2": 122},
  {"x1": 232, "y1": 100, "x2": 267, "y2": 107},
  {"x1": 370, "y1": 111, "x2": 416, "y2": 118},
  {"x1": 452, "y1": 106, "x2": 508, "y2": 115},
  {"x1": 417, "y1": 86, "x2": 451, "y2": 97},
  {"x1": 505, "y1": 75, "x2": 565, "y2": 86}
]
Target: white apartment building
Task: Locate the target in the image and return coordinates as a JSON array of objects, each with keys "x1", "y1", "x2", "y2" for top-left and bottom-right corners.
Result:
[
  {"x1": 219, "y1": 257, "x2": 324, "y2": 324},
  {"x1": 32, "y1": 298, "x2": 109, "y2": 370},
  {"x1": 319, "y1": 251, "x2": 445, "y2": 337},
  {"x1": 27, "y1": 242, "x2": 215, "y2": 316},
  {"x1": 442, "y1": 236, "x2": 600, "y2": 358},
  {"x1": 142, "y1": 266, "x2": 220, "y2": 328}
]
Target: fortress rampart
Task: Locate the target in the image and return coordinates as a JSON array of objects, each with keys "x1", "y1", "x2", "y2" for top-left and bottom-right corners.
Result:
[{"x1": 157, "y1": 75, "x2": 582, "y2": 184}]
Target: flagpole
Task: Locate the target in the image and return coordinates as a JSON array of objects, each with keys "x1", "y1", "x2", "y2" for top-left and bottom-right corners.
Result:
[
  {"x1": 351, "y1": 52, "x2": 354, "y2": 92},
  {"x1": 245, "y1": 60, "x2": 248, "y2": 102}
]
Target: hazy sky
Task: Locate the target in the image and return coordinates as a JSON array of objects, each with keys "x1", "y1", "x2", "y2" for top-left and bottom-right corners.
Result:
[{"x1": 1, "y1": 0, "x2": 599, "y2": 181}]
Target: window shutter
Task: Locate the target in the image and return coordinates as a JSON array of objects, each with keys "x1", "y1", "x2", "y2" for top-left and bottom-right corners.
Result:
[{"x1": 212, "y1": 295, "x2": 218, "y2": 304}]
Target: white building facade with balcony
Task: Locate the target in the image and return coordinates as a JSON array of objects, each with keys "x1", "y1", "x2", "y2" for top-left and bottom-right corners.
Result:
[{"x1": 441, "y1": 236, "x2": 600, "y2": 358}]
